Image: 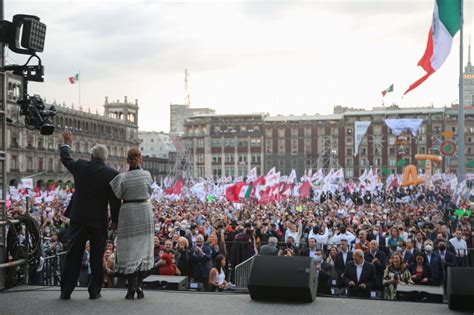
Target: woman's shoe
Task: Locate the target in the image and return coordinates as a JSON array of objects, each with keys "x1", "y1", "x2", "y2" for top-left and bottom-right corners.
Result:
[{"x1": 136, "y1": 287, "x2": 144, "y2": 299}]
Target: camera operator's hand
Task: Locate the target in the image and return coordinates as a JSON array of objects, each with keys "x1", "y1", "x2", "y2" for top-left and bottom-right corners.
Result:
[{"x1": 63, "y1": 130, "x2": 73, "y2": 145}]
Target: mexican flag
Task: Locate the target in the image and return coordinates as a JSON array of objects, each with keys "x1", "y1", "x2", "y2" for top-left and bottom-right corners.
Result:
[
  {"x1": 381, "y1": 84, "x2": 394, "y2": 97},
  {"x1": 69, "y1": 73, "x2": 80, "y2": 84},
  {"x1": 404, "y1": 0, "x2": 461, "y2": 95}
]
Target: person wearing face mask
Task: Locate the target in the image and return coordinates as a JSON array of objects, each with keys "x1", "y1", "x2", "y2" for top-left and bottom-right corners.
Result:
[
  {"x1": 423, "y1": 240, "x2": 444, "y2": 286},
  {"x1": 397, "y1": 240, "x2": 414, "y2": 265},
  {"x1": 434, "y1": 239, "x2": 456, "y2": 287},
  {"x1": 314, "y1": 249, "x2": 332, "y2": 295},
  {"x1": 335, "y1": 239, "x2": 353, "y2": 289}
]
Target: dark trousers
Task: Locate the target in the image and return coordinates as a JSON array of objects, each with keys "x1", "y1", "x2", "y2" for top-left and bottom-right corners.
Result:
[{"x1": 61, "y1": 222, "x2": 107, "y2": 296}]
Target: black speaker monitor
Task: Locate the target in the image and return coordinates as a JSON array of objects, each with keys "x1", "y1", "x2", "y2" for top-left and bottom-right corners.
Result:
[
  {"x1": 447, "y1": 267, "x2": 474, "y2": 311},
  {"x1": 247, "y1": 256, "x2": 317, "y2": 303}
]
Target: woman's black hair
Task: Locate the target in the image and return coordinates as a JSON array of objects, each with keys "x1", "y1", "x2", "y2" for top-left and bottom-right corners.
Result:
[{"x1": 214, "y1": 254, "x2": 225, "y2": 273}]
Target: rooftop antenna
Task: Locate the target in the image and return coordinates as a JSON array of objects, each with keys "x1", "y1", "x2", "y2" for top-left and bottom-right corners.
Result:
[{"x1": 185, "y1": 69, "x2": 191, "y2": 106}]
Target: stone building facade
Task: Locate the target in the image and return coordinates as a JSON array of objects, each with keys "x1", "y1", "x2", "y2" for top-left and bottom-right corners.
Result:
[
  {"x1": 183, "y1": 106, "x2": 474, "y2": 179},
  {"x1": 169, "y1": 104, "x2": 215, "y2": 136}
]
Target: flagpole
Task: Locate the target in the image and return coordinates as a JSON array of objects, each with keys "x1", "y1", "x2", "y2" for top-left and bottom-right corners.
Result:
[
  {"x1": 78, "y1": 72, "x2": 81, "y2": 109},
  {"x1": 458, "y1": 0, "x2": 465, "y2": 181}
]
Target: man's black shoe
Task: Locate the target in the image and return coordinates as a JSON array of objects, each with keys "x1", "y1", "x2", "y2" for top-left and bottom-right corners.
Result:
[
  {"x1": 89, "y1": 293, "x2": 101, "y2": 300},
  {"x1": 60, "y1": 292, "x2": 71, "y2": 300}
]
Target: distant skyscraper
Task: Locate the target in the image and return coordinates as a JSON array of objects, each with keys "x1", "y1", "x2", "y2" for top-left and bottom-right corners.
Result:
[{"x1": 464, "y1": 42, "x2": 474, "y2": 106}]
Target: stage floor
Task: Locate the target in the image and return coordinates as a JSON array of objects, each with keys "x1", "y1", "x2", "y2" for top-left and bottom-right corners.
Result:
[{"x1": 0, "y1": 286, "x2": 468, "y2": 315}]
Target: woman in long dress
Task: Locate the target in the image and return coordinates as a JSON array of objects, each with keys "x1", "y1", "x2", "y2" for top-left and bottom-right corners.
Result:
[{"x1": 110, "y1": 148, "x2": 154, "y2": 300}]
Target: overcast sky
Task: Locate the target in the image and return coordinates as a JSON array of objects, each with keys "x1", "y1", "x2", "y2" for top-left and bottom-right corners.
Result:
[{"x1": 5, "y1": 0, "x2": 474, "y2": 132}]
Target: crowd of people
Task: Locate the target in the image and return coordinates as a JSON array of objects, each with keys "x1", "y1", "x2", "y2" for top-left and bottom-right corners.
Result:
[{"x1": 6, "y1": 179, "x2": 473, "y2": 299}]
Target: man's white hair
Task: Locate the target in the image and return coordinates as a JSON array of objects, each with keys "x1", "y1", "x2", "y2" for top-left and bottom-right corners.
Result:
[{"x1": 90, "y1": 144, "x2": 109, "y2": 161}]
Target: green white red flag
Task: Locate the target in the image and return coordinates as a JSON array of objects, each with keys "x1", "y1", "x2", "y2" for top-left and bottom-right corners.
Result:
[
  {"x1": 404, "y1": 0, "x2": 461, "y2": 95},
  {"x1": 68, "y1": 73, "x2": 80, "y2": 84}
]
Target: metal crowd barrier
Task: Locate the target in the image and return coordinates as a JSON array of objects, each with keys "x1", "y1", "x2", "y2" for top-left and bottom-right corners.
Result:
[
  {"x1": 39, "y1": 251, "x2": 66, "y2": 286},
  {"x1": 234, "y1": 255, "x2": 255, "y2": 291}
]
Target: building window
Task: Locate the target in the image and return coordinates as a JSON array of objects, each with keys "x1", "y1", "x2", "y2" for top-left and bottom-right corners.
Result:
[
  {"x1": 361, "y1": 147, "x2": 367, "y2": 156},
  {"x1": 346, "y1": 137, "x2": 353, "y2": 144},
  {"x1": 346, "y1": 147, "x2": 353, "y2": 156},
  {"x1": 211, "y1": 139, "x2": 222, "y2": 148},
  {"x1": 331, "y1": 128, "x2": 338, "y2": 136},
  {"x1": 251, "y1": 154, "x2": 261, "y2": 164},
  {"x1": 346, "y1": 128, "x2": 353, "y2": 136},
  {"x1": 27, "y1": 135, "x2": 33, "y2": 148},
  {"x1": 291, "y1": 128, "x2": 298, "y2": 138},
  {"x1": 250, "y1": 138, "x2": 261, "y2": 147},
  {"x1": 11, "y1": 155, "x2": 17, "y2": 170},
  {"x1": 197, "y1": 139, "x2": 204, "y2": 148},
  {"x1": 48, "y1": 158, "x2": 53, "y2": 171},
  {"x1": 278, "y1": 128, "x2": 285, "y2": 138},
  {"x1": 389, "y1": 157, "x2": 396, "y2": 167},
  {"x1": 224, "y1": 139, "x2": 234, "y2": 147},
  {"x1": 11, "y1": 133, "x2": 18, "y2": 146},
  {"x1": 375, "y1": 158, "x2": 381, "y2": 166},
  {"x1": 240, "y1": 126, "x2": 247, "y2": 132},
  {"x1": 265, "y1": 129, "x2": 273, "y2": 138},
  {"x1": 225, "y1": 154, "x2": 234, "y2": 164},
  {"x1": 266, "y1": 140, "x2": 273, "y2": 153},
  {"x1": 212, "y1": 167, "x2": 222, "y2": 177},
  {"x1": 291, "y1": 139, "x2": 298, "y2": 155},
  {"x1": 225, "y1": 166, "x2": 234, "y2": 176},
  {"x1": 212, "y1": 155, "x2": 222, "y2": 164},
  {"x1": 304, "y1": 139, "x2": 311, "y2": 154},
  {"x1": 278, "y1": 139, "x2": 285, "y2": 153},
  {"x1": 304, "y1": 128, "x2": 311, "y2": 138},
  {"x1": 373, "y1": 126, "x2": 382, "y2": 134},
  {"x1": 374, "y1": 147, "x2": 382, "y2": 156},
  {"x1": 27, "y1": 157, "x2": 33, "y2": 170},
  {"x1": 238, "y1": 155, "x2": 248, "y2": 163},
  {"x1": 196, "y1": 154, "x2": 204, "y2": 164},
  {"x1": 214, "y1": 126, "x2": 221, "y2": 133},
  {"x1": 346, "y1": 158, "x2": 353, "y2": 167},
  {"x1": 346, "y1": 169, "x2": 354, "y2": 178},
  {"x1": 318, "y1": 127, "x2": 325, "y2": 135},
  {"x1": 388, "y1": 136, "x2": 396, "y2": 145},
  {"x1": 389, "y1": 148, "x2": 395, "y2": 155},
  {"x1": 238, "y1": 140, "x2": 248, "y2": 148}
]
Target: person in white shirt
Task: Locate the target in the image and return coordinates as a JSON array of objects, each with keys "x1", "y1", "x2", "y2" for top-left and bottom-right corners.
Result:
[
  {"x1": 285, "y1": 220, "x2": 302, "y2": 244},
  {"x1": 449, "y1": 228, "x2": 468, "y2": 267},
  {"x1": 332, "y1": 225, "x2": 356, "y2": 246},
  {"x1": 308, "y1": 225, "x2": 329, "y2": 248}
]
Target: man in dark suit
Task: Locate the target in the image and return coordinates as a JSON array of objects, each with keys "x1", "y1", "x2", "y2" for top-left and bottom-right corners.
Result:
[
  {"x1": 258, "y1": 237, "x2": 278, "y2": 256},
  {"x1": 334, "y1": 239, "x2": 353, "y2": 288},
  {"x1": 60, "y1": 130, "x2": 121, "y2": 300},
  {"x1": 399, "y1": 240, "x2": 414, "y2": 265},
  {"x1": 364, "y1": 240, "x2": 387, "y2": 290},
  {"x1": 343, "y1": 249, "x2": 377, "y2": 298},
  {"x1": 424, "y1": 240, "x2": 444, "y2": 286},
  {"x1": 435, "y1": 239, "x2": 456, "y2": 287},
  {"x1": 368, "y1": 225, "x2": 388, "y2": 256}
]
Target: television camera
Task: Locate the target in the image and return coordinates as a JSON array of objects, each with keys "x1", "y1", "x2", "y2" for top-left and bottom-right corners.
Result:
[{"x1": 0, "y1": 14, "x2": 56, "y2": 135}]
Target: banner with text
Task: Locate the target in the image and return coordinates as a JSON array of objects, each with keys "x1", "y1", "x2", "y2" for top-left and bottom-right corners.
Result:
[
  {"x1": 354, "y1": 121, "x2": 371, "y2": 156},
  {"x1": 384, "y1": 119, "x2": 423, "y2": 136}
]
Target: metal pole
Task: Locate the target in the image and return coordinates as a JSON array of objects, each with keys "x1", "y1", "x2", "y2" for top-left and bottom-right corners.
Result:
[
  {"x1": 458, "y1": 0, "x2": 465, "y2": 182},
  {"x1": 0, "y1": 0, "x2": 5, "y2": 291}
]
